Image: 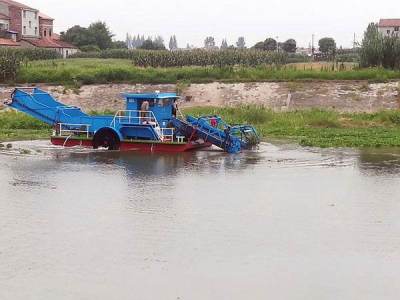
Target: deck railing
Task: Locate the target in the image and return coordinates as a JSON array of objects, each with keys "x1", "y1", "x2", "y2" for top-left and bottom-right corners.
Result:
[
  {"x1": 110, "y1": 110, "x2": 159, "y2": 128},
  {"x1": 111, "y1": 110, "x2": 175, "y2": 142},
  {"x1": 54, "y1": 123, "x2": 91, "y2": 138}
]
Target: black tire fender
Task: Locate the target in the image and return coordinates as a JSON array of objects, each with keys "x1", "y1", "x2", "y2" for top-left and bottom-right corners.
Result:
[{"x1": 93, "y1": 128, "x2": 121, "y2": 150}]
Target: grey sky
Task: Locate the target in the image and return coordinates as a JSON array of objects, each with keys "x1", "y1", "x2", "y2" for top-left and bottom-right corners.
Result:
[{"x1": 24, "y1": 0, "x2": 398, "y2": 48}]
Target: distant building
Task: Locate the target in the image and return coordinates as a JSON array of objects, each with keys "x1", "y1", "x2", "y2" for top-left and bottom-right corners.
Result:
[
  {"x1": 378, "y1": 19, "x2": 400, "y2": 37},
  {"x1": 0, "y1": 0, "x2": 78, "y2": 57},
  {"x1": 296, "y1": 47, "x2": 312, "y2": 56}
]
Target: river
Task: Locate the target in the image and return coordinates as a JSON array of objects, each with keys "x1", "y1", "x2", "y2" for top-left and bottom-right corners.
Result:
[{"x1": 1, "y1": 141, "x2": 400, "y2": 299}]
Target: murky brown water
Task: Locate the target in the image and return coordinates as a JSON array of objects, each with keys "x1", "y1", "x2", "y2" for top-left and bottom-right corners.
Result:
[{"x1": 1, "y1": 141, "x2": 400, "y2": 300}]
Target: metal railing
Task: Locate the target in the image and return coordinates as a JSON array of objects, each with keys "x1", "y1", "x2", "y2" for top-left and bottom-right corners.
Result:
[
  {"x1": 111, "y1": 110, "x2": 176, "y2": 142},
  {"x1": 54, "y1": 123, "x2": 91, "y2": 138},
  {"x1": 159, "y1": 128, "x2": 175, "y2": 142},
  {"x1": 111, "y1": 110, "x2": 159, "y2": 128}
]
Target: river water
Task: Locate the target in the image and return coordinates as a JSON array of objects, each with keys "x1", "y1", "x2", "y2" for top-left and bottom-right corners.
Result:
[{"x1": 1, "y1": 141, "x2": 400, "y2": 300}]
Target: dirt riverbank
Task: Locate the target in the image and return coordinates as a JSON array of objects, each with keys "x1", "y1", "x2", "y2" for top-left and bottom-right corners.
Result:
[{"x1": 1, "y1": 81, "x2": 399, "y2": 112}]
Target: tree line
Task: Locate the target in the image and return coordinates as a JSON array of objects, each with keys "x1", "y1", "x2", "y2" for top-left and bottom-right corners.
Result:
[
  {"x1": 360, "y1": 23, "x2": 400, "y2": 69},
  {"x1": 59, "y1": 20, "x2": 400, "y2": 70},
  {"x1": 59, "y1": 21, "x2": 317, "y2": 54}
]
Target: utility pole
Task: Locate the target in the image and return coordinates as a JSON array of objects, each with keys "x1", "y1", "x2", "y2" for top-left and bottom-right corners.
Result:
[
  {"x1": 353, "y1": 33, "x2": 356, "y2": 49},
  {"x1": 276, "y1": 36, "x2": 279, "y2": 52},
  {"x1": 311, "y1": 34, "x2": 315, "y2": 55}
]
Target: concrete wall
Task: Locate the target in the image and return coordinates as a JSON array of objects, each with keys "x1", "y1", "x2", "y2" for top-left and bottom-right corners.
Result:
[
  {"x1": 21, "y1": 9, "x2": 39, "y2": 38},
  {"x1": 61, "y1": 48, "x2": 78, "y2": 58},
  {"x1": 379, "y1": 26, "x2": 400, "y2": 37}
]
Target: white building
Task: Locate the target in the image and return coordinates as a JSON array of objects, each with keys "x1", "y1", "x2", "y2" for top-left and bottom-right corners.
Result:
[
  {"x1": 378, "y1": 19, "x2": 400, "y2": 37},
  {"x1": 21, "y1": 8, "x2": 39, "y2": 38}
]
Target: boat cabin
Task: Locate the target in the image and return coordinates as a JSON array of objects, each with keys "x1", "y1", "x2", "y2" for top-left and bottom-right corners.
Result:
[{"x1": 122, "y1": 92, "x2": 179, "y2": 128}]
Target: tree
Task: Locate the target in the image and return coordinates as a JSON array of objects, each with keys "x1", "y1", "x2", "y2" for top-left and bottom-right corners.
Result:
[
  {"x1": 139, "y1": 38, "x2": 166, "y2": 50},
  {"x1": 236, "y1": 37, "x2": 246, "y2": 49},
  {"x1": 282, "y1": 39, "x2": 297, "y2": 53},
  {"x1": 60, "y1": 25, "x2": 95, "y2": 48},
  {"x1": 61, "y1": 22, "x2": 114, "y2": 50},
  {"x1": 169, "y1": 35, "x2": 178, "y2": 50},
  {"x1": 80, "y1": 45, "x2": 101, "y2": 52},
  {"x1": 264, "y1": 38, "x2": 277, "y2": 51},
  {"x1": 360, "y1": 22, "x2": 400, "y2": 69},
  {"x1": 319, "y1": 37, "x2": 336, "y2": 55},
  {"x1": 112, "y1": 40, "x2": 128, "y2": 49},
  {"x1": 204, "y1": 36, "x2": 216, "y2": 49},
  {"x1": 139, "y1": 39, "x2": 156, "y2": 50},
  {"x1": 126, "y1": 33, "x2": 132, "y2": 49},
  {"x1": 153, "y1": 35, "x2": 165, "y2": 49},
  {"x1": 359, "y1": 23, "x2": 384, "y2": 67},
  {"x1": 253, "y1": 41, "x2": 265, "y2": 50},
  {"x1": 87, "y1": 21, "x2": 114, "y2": 50},
  {"x1": 220, "y1": 38, "x2": 228, "y2": 50}
]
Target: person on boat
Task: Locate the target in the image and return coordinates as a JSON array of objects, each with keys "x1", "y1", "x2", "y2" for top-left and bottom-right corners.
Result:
[
  {"x1": 141, "y1": 100, "x2": 150, "y2": 123},
  {"x1": 210, "y1": 117, "x2": 218, "y2": 128},
  {"x1": 172, "y1": 102, "x2": 177, "y2": 118}
]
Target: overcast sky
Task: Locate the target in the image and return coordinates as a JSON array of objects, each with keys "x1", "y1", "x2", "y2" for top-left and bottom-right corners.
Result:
[{"x1": 24, "y1": 0, "x2": 398, "y2": 48}]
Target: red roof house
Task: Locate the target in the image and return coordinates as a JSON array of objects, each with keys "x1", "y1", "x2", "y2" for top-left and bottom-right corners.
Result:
[
  {"x1": 378, "y1": 19, "x2": 400, "y2": 37},
  {"x1": 0, "y1": 0, "x2": 78, "y2": 56}
]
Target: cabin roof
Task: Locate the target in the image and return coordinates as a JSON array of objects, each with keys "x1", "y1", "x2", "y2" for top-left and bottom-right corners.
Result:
[{"x1": 122, "y1": 92, "x2": 178, "y2": 100}]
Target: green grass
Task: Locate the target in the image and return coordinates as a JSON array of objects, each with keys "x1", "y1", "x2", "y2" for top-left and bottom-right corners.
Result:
[
  {"x1": 184, "y1": 107, "x2": 400, "y2": 148},
  {"x1": 0, "y1": 129, "x2": 51, "y2": 142},
  {"x1": 0, "y1": 110, "x2": 51, "y2": 142},
  {"x1": 16, "y1": 58, "x2": 400, "y2": 85}
]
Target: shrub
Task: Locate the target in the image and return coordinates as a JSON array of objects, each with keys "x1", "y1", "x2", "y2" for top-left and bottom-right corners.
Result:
[{"x1": 80, "y1": 45, "x2": 101, "y2": 52}]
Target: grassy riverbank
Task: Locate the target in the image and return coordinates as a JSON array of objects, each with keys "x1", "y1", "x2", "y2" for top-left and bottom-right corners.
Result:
[
  {"x1": 184, "y1": 107, "x2": 400, "y2": 148},
  {"x1": 3, "y1": 108, "x2": 400, "y2": 148},
  {"x1": 15, "y1": 58, "x2": 400, "y2": 85},
  {"x1": 0, "y1": 111, "x2": 51, "y2": 142}
]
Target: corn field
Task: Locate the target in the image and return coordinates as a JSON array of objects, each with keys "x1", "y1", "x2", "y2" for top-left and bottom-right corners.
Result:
[
  {"x1": 0, "y1": 48, "x2": 61, "y2": 82},
  {"x1": 70, "y1": 49, "x2": 288, "y2": 67},
  {"x1": 0, "y1": 49, "x2": 21, "y2": 82}
]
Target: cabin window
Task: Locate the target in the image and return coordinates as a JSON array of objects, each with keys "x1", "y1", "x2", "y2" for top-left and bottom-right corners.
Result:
[
  {"x1": 29, "y1": 21, "x2": 31, "y2": 28},
  {"x1": 49, "y1": 29, "x2": 52, "y2": 36},
  {"x1": 23, "y1": 11, "x2": 26, "y2": 18},
  {"x1": 34, "y1": 27, "x2": 37, "y2": 35},
  {"x1": 66, "y1": 50, "x2": 69, "y2": 56},
  {"x1": 23, "y1": 26, "x2": 26, "y2": 34},
  {"x1": 395, "y1": 26, "x2": 399, "y2": 32},
  {"x1": 158, "y1": 99, "x2": 172, "y2": 107},
  {"x1": 44, "y1": 30, "x2": 47, "y2": 37},
  {"x1": 387, "y1": 30, "x2": 391, "y2": 34},
  {"x1": 34, "y1": 12, "x2": 37, "y2": 19}
]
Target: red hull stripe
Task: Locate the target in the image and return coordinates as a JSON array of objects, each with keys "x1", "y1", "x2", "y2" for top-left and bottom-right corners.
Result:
[{"x1": 50, "y1": 137, "x2": 211, "y2": 153}]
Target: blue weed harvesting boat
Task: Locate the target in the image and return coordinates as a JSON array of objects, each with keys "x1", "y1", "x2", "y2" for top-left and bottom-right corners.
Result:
[{"x1": 6, "y1": 87, "x2": 260, "y2": 153}]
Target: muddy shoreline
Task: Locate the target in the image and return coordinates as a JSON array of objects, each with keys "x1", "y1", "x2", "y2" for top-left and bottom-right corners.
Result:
[{"x1": 1, "y1": 80, "x2": 400, "y2": 112}]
